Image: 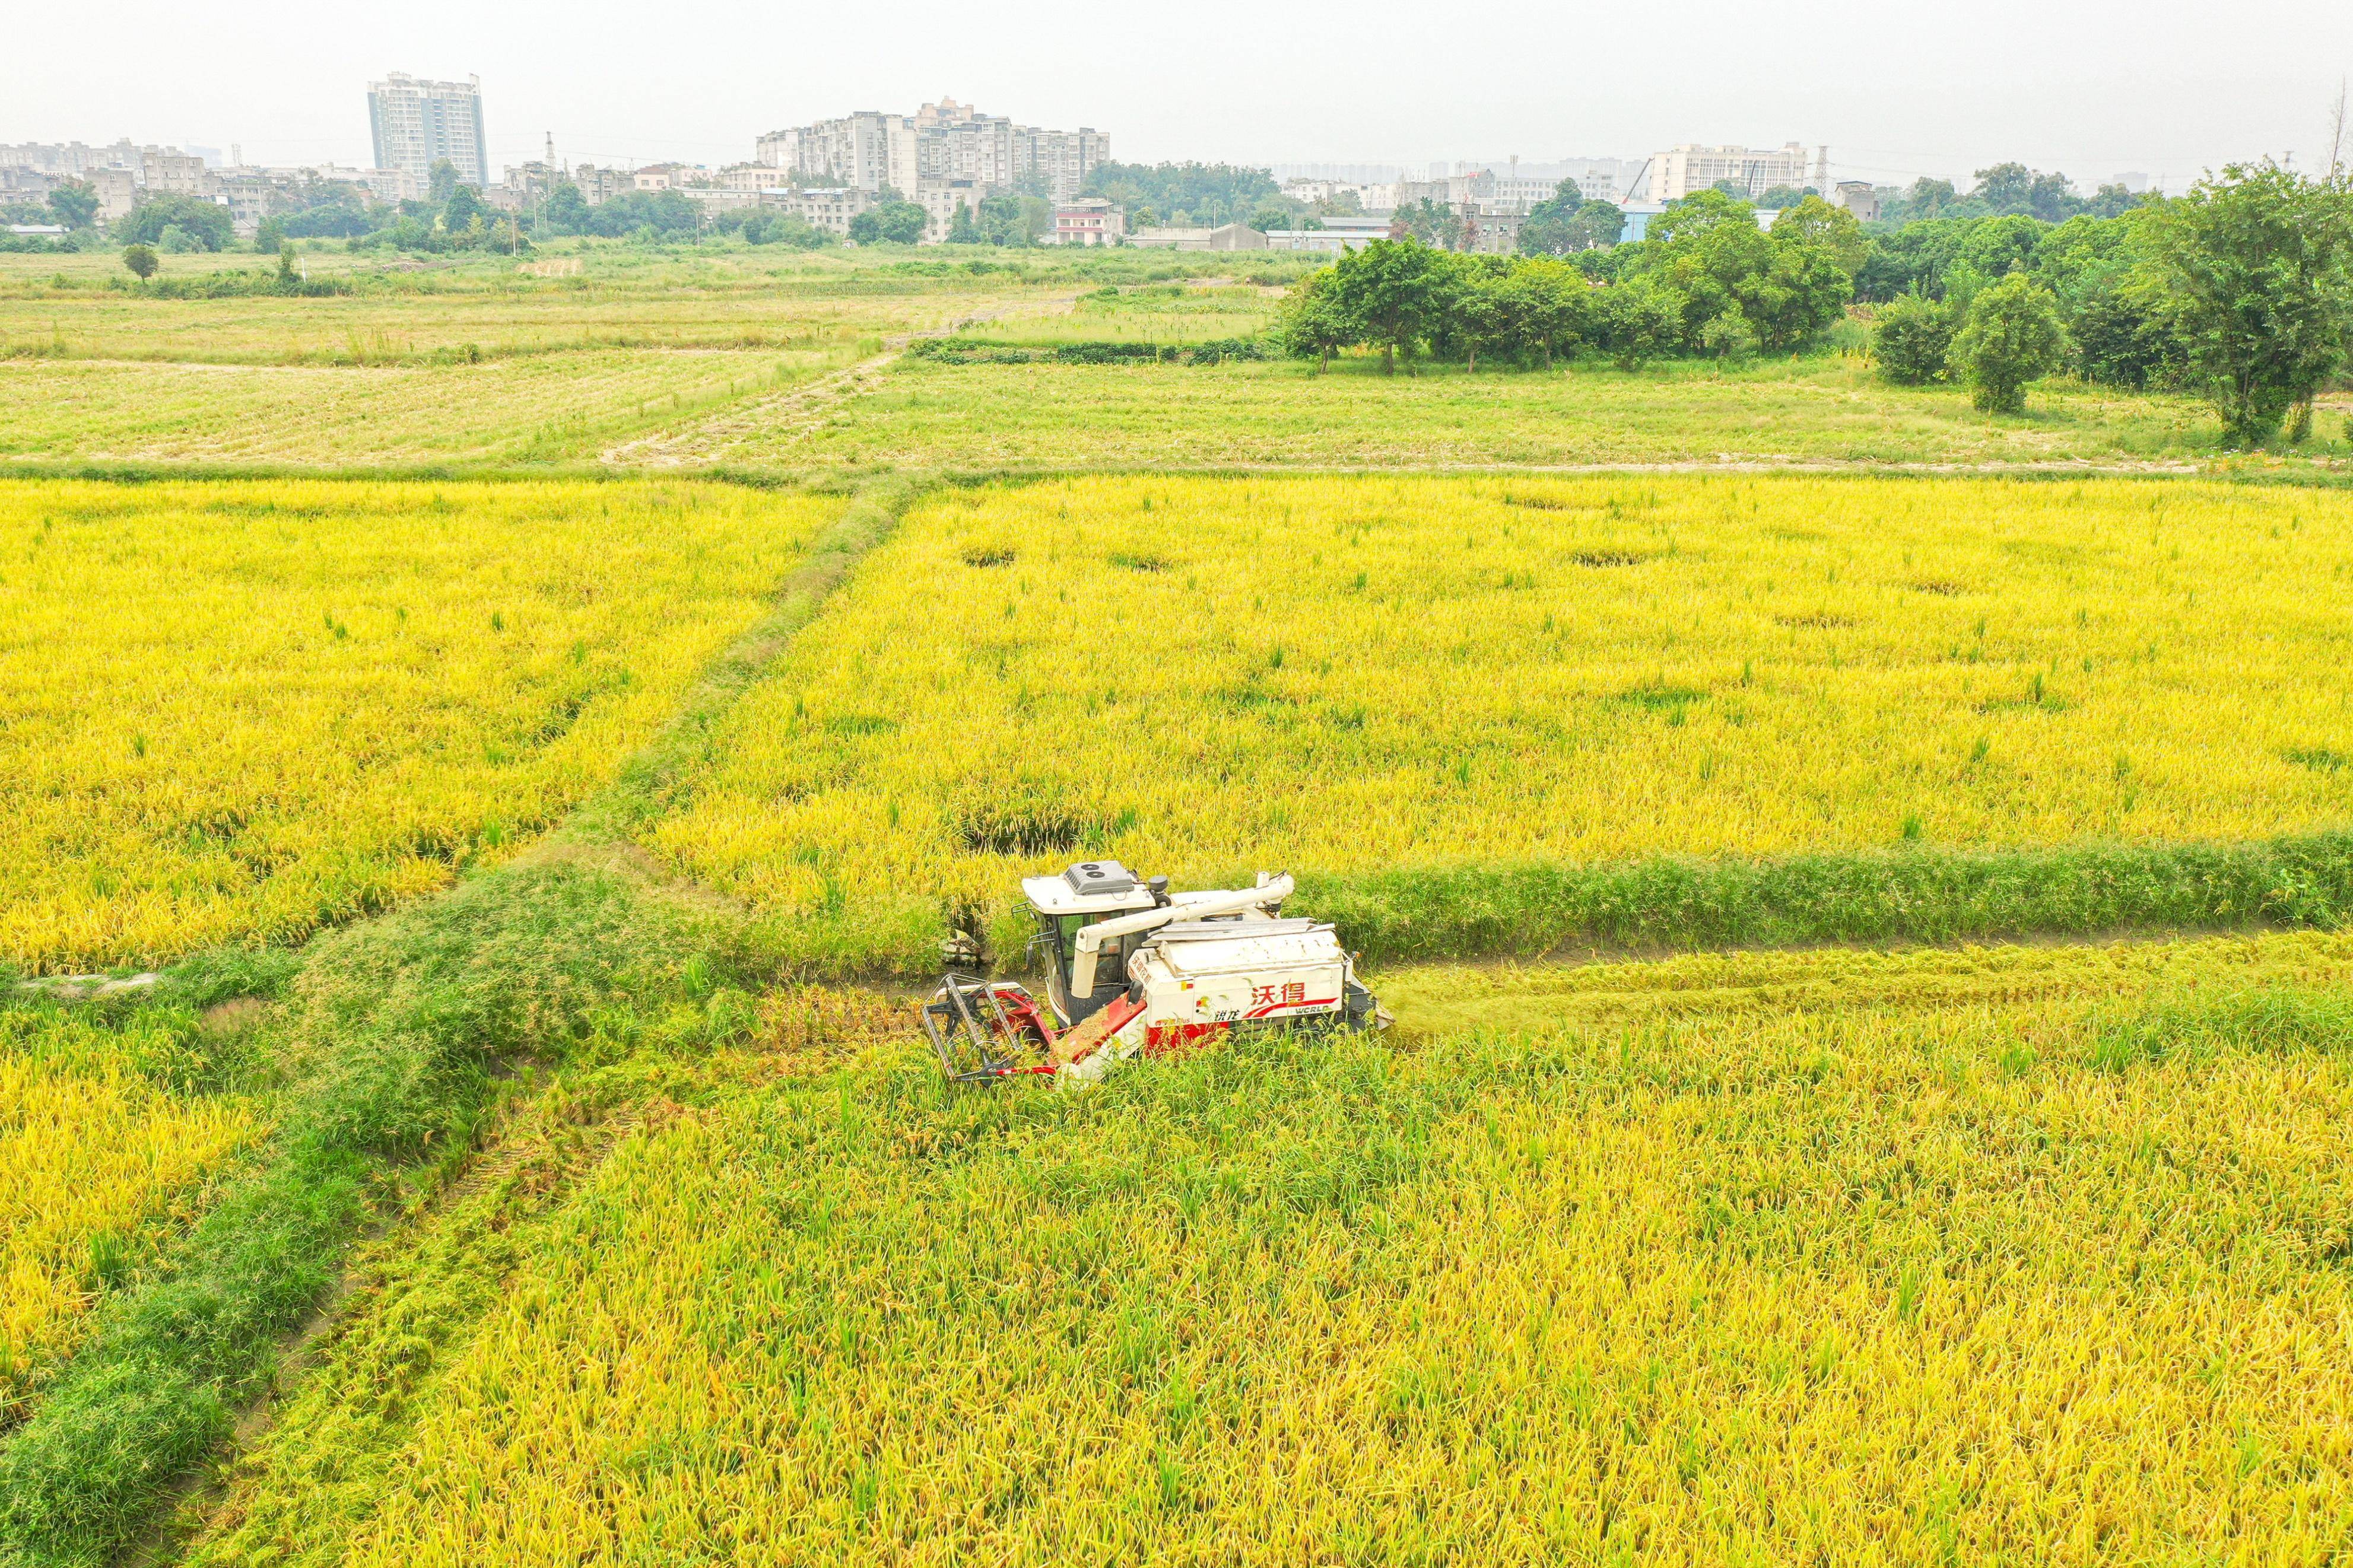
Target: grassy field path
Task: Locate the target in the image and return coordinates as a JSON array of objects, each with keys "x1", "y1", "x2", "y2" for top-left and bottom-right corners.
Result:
[{"x1": 602, "y1": 291, "x2": 1087, "y2": 467}]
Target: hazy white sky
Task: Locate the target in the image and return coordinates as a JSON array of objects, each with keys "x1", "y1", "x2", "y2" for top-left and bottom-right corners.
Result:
[{"x1": 7, "y1": 0, "x2": 2348, "y2": 191}]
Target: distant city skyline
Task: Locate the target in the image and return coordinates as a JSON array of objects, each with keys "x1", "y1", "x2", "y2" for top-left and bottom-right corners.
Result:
[{"x1": 6, "y1": 0, "x2": 2346, "y2": 195}]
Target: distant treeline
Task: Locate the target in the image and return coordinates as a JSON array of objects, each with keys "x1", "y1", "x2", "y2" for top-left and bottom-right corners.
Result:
[{"x1": 1277, "y1": 161, "x2": 2353, "y2": 450}]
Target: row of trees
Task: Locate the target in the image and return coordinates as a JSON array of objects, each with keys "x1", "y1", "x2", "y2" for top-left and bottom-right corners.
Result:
[
  {"x1": 1877, "y1": 163, "x2": 2148, "y2": 227},
  {"x1": 1278, "y1": 193, "x2": 1868, "y2": 372},
  {"x1": 1872, "y1": 163, "x2": 2353, "y2": 446},
  {"x1": 1272, "y1": 158, "x2": 2353, "y2": 451}
]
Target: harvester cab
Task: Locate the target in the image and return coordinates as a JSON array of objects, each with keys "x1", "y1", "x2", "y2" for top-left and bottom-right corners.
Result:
[{"x1": 921, "y1": 860, "x2": 1385, "y2": 1086}]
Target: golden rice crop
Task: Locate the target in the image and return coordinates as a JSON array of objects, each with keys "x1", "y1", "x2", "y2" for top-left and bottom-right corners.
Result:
[
  {"x1": 192, "y1": 937, "x2": 2353, "y2": 1565},
  {"x1": 647, "y1": 473, "x2": 2353, "y2": 963},
  {"x1": 0, "y1": 478, "x2": 834, "y2": 971},
  {"x1": 1, "y1": 1012, "x2": 258, "y2": 1410}
]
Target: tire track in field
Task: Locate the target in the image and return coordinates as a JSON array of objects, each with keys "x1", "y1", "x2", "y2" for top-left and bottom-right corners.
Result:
[{"x1": 602, "y1": 291, "x2": 1085, "y2": 467}]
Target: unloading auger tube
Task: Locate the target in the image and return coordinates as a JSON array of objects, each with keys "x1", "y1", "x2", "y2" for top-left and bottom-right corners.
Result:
[
  {"x1": 920, "y1": 861, "x2": 1387, "y2": 1086},
  {"x1": 1065, "y1": 874, "x2": 1294, "y2": 997}
]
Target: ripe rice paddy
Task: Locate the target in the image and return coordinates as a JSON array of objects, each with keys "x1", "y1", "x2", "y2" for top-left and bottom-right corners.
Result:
[
  {"x1": 0, "y1": 1006, "x2": 260, "y2": 1417},
  {"x1": 644, "y1": 472, "x2": 2353, "y2": 972},
  {"x1": 0, "y1": 476, "x2": 835, "y2": 971},
  {"x1": 181, "y1": 935, "x2": 2353, "y2": 1566},
  {"x1": 13, "y1": 249, "x2": 2353, "y2": 1566}
]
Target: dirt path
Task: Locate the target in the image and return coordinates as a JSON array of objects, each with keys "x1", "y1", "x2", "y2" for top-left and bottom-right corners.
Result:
[{"x1": 602, "y1": 290, "x2": 1085, "y2": 467}]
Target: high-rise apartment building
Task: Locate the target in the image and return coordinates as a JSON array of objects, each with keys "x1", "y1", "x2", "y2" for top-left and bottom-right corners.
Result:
[
  {"x1": 1647, "y1": 142, "x2": 1812, "y2": 202},
  {"x1": 756, "y1": 98, "x2": 1109, "y2": 211},
  {"x1": 368, "y1": 72, "x2": 489, "y2": 187}
]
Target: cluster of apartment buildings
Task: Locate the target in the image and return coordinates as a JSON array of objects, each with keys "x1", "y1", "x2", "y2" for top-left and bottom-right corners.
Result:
[
  {"x1": 490, "y1": 97, "x2": 1115, "y2": 246},
  {"x1": 9, "y1": 90, "x2": 1877, "y2": 256},
  {"x1": 1, "y1": 138, "x2": 422, "y2": 236},
  {"x1": 1247, "y1": 144, "x2": 1875, "y2": 255},
  {"x1": 757, "y1": 98, "x2": 1109, "y2": 206}
]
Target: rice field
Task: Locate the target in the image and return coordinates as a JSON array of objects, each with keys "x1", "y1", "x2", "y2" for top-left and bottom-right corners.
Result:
[
  {"x1": 182, "y1": 935, "x2": 2353, "y2": 1566},
  {"x1": 643, "y1": 472, "x2": 2353, "y2": 971},
  {"x1": 658, "y1": 352, "x2": 2244, "y2": 472},
  {"x1": 0, "y1": 348, "x2": 852, "y2": 465},
  {"x1": 1, "y1": 1006, "x2": 259, "y2": 1416},
  {"x1": 14, "y1": 249, "x2": 2353, "y2": 1566},
  {"x1": 937, "y1": 281, "x2": 1287, "y2": 346},
  {"x1": 0, "y1": 476, "x2": 835, "y2": 971},
  {"x1": 0, "y1": 266, "x2": 1045, "y2": 366}
]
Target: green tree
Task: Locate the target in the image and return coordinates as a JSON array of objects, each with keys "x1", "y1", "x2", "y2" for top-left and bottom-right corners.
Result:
[
  {"x1": 1872, "y1": 292, "x2": 1957, "y2": 383},
  {"x1": 428, "y1": 158, "x2": 459, "y2": 205},
  {"x1": 1770, "y1": 194, "x2": 1868, "y2": 276},
  {"x1": 848, "y1": 200, "x2": 927, "y2": 245},
  {"x1": 115, "y1": 195, "x2": 233, "y2": 252},
  {"x1": 1590, "y1": 279, "x2": 1676, "y2": 368},
  {"x1": 2090, "y1": 183, "x2": 2145, "y2": 219},
  {"x1": 1755, "y1": 183, "x2": 1813, "y2": 209},
  {"x1": 1275, "y1": 268, "x2": 1357, "y2": 371},
  {"x1": 1630, "y1": 190, "x2": 1853, "y2": 353},
  {"x1": 120, "y1": 243, "x2": 158, "y2": 279},
  {"x1": 2027, "y1": 172, "x2": 2087, "y2": 222},
  {"x1": 976, "y1": 193, "x2": 1041, "y2": 246},
  {"x1": 1515, "y1": 178, "x2": 1587, "y2": 255},
  {"x1": 1647, "y1": 188, "x2": 1753, "y2": 245},
  {"x1": 544, "y1": 180, "x2": 592, "y2": 231},
  {"x1": 441, "y1": 183, "x2": 491, "y2": 233},
  {"x1": 1948, "y1": 272, "x2": 2068, "y2": 412},
  {"x1": 1326, "y1": 236, "x2": 1449, "y2": 373},
  {"x1": 46, "y1": 180, "x2": 99, "y2": 230},
  {"x1": 1448, "y1": 257, "x2": 1519, "y2": 370},
  {"x1": 1565, "y1": 200, "x2": 1624, "y2": 250},
  {"x1": 1900, "y1": 177, "x2": 1960, "y2": 221},
  {"x1": 2132, "y1": 163, "x2": 2353, "y2": 446},
  {"x1": 1507, "y1": 257, "x2": 1592, "y2": 365},
  {"x1": 945, "y1": 201, "x2": 980, "y2": 244},
  {"x1": 1973, "y1": 163, "x2": 2035, "y2": 215},
  {"x1": 1954, "y1": 213, "x2": 2046, "y2": 282},
  {"x1": 1080, "y1": 161, "x2": 1276, "y2": 225}
]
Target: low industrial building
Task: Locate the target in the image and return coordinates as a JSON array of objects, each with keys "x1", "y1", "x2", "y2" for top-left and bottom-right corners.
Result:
[{"x1": 1130, "y1": 221, "x2": 1267, "y2": 252}]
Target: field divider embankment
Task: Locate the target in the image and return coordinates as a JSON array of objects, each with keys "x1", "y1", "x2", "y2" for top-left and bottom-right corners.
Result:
[
  {"x1": 0, "y1": 476, "x2": 920, "y2": 1568},
  {"x1": 1291, "y1": 829, "x2": 2353, "y2": 969}
]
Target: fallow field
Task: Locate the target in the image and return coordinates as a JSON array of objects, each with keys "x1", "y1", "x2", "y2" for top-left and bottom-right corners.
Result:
[{"x1": 4, "y1": 244, "x2": 2352, "y2": 1567}]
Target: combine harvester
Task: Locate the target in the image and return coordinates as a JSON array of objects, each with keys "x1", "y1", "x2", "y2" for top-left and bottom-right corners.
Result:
[{"x1": 922, "y1": 860, "x2": 1386, "y2": 1084}]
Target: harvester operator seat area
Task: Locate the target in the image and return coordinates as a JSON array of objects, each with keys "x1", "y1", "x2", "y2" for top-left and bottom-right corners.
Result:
[{"x1": 1021, "y1": 861, "x2": 1160, "y2": 1026}]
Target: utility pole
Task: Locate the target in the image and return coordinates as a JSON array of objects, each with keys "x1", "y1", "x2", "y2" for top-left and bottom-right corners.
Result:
[{"x1": 2329, "y1": 80, "x2": 2348, "y2": 182}]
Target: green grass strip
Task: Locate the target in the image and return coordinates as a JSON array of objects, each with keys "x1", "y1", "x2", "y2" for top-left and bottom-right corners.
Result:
[
  {"x1": 1296, "y1": 829, "x2": 2353, "y2": 964},
  {"x1": 0, "y1": 479, "x2": 916, "y2": 1568}
]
